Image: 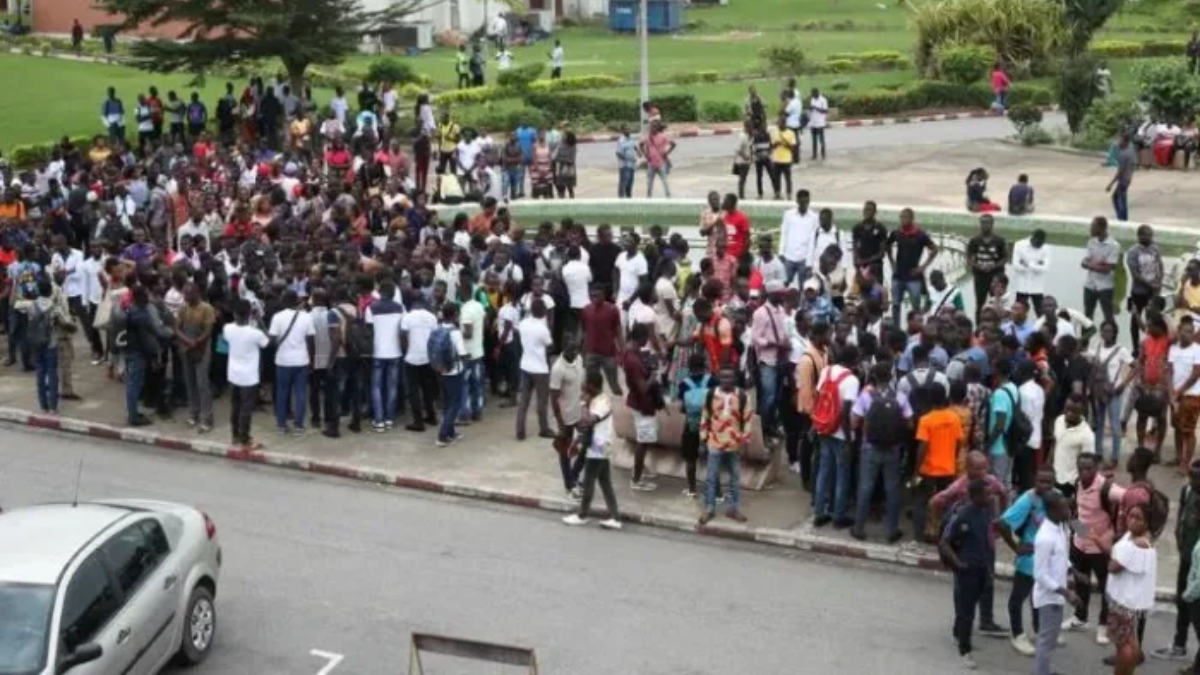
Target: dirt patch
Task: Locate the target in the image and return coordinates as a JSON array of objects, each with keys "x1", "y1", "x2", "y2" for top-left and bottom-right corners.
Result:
[{"x1": 672, "y1": 31, "x2": 763, "y2": 42}]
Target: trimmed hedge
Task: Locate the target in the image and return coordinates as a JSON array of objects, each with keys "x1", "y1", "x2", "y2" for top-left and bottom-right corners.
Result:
[
  {"x1": 699, "y1": 100, "x2": 743, "y2": 123},
  {"x1": 435, "y1": 86, "x2": 499, "y2": 106},
  {"x1": 1090, "y1": 39, "x2": 1188, "y2": 59},
  {"x1": 667, "y1": 70, "x2": 721, "y2": 85},
  {"x1": 523, "y1": 93, "x2": 698, "y2": 124},
  {"x1": 526, "y1": 75, "x2": 624, "y2": 94},
  {"x1": 456, "y1": 105, "x2": 552, "y2": 134},
  {"x1": 11, "y1": 136, "x2": 93, "y2": 169},
  {"x1": 836, "y1": 80, "x2": 1052, "y2": 117}
]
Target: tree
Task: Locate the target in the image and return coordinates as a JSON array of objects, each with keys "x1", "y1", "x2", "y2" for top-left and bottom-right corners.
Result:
[
  {"x1": 1054, "y1": 0, "x2": 1126, "y2": 133},
  {"x1": 97, "y1": 0, "x2": 441, "y2": 91}
]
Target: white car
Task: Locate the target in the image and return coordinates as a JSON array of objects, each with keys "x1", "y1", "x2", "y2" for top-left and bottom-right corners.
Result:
[{"x1": 0, "y1": 499, "x2": 222, "y2": 675}]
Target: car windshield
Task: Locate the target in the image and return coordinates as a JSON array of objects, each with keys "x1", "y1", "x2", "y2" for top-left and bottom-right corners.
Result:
[{"x1": 0, "y1": 583, "x2": 54, "y2": 675}]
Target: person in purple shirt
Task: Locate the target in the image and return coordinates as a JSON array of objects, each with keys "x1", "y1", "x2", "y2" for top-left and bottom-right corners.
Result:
[{"x1": 122, "y1": 227, "x2": 157, "y2": 265}]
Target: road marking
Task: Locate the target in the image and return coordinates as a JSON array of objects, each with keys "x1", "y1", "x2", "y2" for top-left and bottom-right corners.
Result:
[{"x1": 310, "y1": 649, "x2": 344, "y2": 675}]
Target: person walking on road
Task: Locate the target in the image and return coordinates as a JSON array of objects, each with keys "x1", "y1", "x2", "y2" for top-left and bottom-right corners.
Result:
[
  {"x1": 223, "y1": 298, "x2": 268, "y2": 448},
  {"x1": 940, "y1": 479, "x2": 996, "y2": 670},
  {"x1": 563, "y1": 369, "x2": 622, "y2": 530}
]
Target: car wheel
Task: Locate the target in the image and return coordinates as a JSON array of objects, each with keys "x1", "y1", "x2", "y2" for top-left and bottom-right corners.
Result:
[{"x1": 177, "y1": 585, "x2": 216, "y2": 665}]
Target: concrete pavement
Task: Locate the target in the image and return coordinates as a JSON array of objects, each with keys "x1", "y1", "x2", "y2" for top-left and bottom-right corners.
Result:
[
  {"x1": 0, "y1": 343, "x2": 1188, "y2": 596},
  {"x1": 0, "y1": 429, "x2": 1187, "y2": 675}
]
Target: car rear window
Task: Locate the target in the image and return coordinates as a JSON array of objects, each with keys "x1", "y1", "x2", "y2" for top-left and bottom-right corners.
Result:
[{"x1": 0, "y1": 583, "x2": 54, "y2": 675}]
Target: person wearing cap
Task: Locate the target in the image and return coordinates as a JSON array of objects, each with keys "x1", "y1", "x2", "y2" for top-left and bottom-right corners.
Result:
[
  {"x1": 751, "y1": 281, "x2": 791, "y2": 438},
  {"x1": 801, "y1": 277, "x2": 839, "y2": 326}
]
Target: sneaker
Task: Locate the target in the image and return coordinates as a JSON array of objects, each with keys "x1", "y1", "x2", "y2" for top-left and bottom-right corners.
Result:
[
  {"x1": 562, "y1": 514, "x2": 588, "y2": 526},
  {"x1": 1061, "y1": 616, "x2": 1089, "y2": 632},
  {"x1": 682, "y1": 489, "x2": 697, "y2": 499},
  {"x1": 1056, "y1": 634, "x2": 1066, "y2": 647},
  {"x1": 1095, "y1": 626, "x2": 1110, "y2": 646},
  {"x1": 643, "y1": 469, "x2": 659, "y2": 480},
  {"x1": 290, "y1": 427, "x2": 307, "y2": 437},
  {"x1": 978, "y1": 622, "x2": 1008, "y2": 638},
  {"x1": 813, "y1": 515, "x2": 833, "y2": 528},
  {"x1": 384, "y1": 420, "x2": 395, "y2": 430},
  {"x1": 599, "y1": 518, "x2": 622, "y2": 530},
  {"x1": 435, "y1": 438, "x2": 450, "y2": 448},
  {"x1": 789, "y1": 462, "x2": 801, "y2": 474},
  {"x1": 630, "y1": 480, "x2": 658, "y2": 492},
  {"x1": 1010, "y1": 634, "x2": 1036, "y2": 657},
  {"x1": 447, "y1": 433, "x2": 464, "y2": 444},
  {"x1": 960, "y1": 653, "x2": 977, "y2": 670},
  {"x1": 198, "y1": 424, "x2": 212, "y2": 434},
  {"x1": 372, "y1": 423, "x2": 386, "y2": 433},
  {"x1": 1151, "y1": 646, "x2": 1189, "y2": 661},
  {"x1": 569, "y1": 486, "x2": 583, "y2": 500}
]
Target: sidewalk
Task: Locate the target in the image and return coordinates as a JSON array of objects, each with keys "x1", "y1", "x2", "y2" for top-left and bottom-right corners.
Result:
[{"x1": 0, "y1": 340, "x2": 1185, "y2": 597}]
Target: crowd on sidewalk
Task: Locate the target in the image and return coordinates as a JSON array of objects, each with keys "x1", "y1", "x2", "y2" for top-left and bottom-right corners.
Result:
[{"x1": 11, "y1": 72, "x2": 1200, "y2": 673}]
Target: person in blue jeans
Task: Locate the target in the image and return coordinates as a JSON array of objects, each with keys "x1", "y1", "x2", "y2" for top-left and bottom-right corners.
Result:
[
  {"x1": 812, "y1": 345, "x2": 861, "y2": 528},
  {"x1": 1106, "y1": 133, "x2": 1136, "y2": 222},
  {"x1": 996, "y1": 467, "x2": 1054, "y2": 656},
  {"x1": 850, "y1": 362, "x2": 914, "y2": 543},
  {"x1": 698, "y1": 366, "x2": 752, "y2": 525},
  {"x1": 268, "y1": 290, "x2": 316, "y2": 435},
  {"x1": 886, "y1": 207, "x2": 939, "y2": 326},
  {"x1": 123, "y1": 285, "x2": 172, "y2": 427},
  {"x1": 436, "y1": 303, "x2": 467, "y2": 447},
  {"x1": 615, "y1": 126, "x2": 637, "y2": 199}
]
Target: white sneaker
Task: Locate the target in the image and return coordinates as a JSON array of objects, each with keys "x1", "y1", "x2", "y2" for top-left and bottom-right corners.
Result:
[
  {"x1": 599, "y1": 518, "x2": 622, "y2": 530},
  {"x1": 1096, "y1": 626, "x2": 1110, "y2": 645},
  {"x1": 1056, "y1": 634, "x2": 1066, "y2": 647},
  {"x1": 1010, "y1": 634, "x2": 1036, "y2": 656},
  {"x1": 1061, "y1": 616, "x2": 1089, "y2": 632},
  {"x1": 960, "y1": 653, "x2": 978, "y2": 670},
  {"x1": 630, "y1": 480, "x2": 658, "y2": 492},
  {"x1": 562, "y1": 514, "x2": 588, "y2": 526},
  {"x1": 789, "y1": 462, "x2": 801, "y2": 474}
]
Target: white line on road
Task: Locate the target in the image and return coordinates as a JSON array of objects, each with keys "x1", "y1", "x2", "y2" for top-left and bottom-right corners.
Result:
[{"x1": 310, "y1": 649, "x2": 345, "y2": 675}]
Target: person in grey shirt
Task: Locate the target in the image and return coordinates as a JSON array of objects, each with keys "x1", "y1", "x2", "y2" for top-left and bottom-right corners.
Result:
[
  {"x1": 1081, "y1": 216, "x2": 1120, "y2": 324},
  {"x1": 755, "y1": 233, "x2": 787, "y2": 290},
  {"x1": 1125, "y1": 224, "x2": 1164, "y2": 350},
  {"x1": 1106, "y1": 133, "x2": 1136, "y2": 221}
]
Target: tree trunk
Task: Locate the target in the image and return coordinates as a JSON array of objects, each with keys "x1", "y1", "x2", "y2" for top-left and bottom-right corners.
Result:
[{"x1": 286, "y1": 61, "x2": 309, "y2": 98}]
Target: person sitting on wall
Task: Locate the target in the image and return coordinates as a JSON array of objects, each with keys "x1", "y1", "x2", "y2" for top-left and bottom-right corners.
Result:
[
  {"x1": 965, "y1": 168, "x2": 1000, "y2": 213},
  {"x1": 1007, "y1": 174, "x2": 1035, "y2": 215}
]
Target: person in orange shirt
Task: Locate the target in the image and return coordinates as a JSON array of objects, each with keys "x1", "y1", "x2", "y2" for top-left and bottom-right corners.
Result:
[
  {"x1": 0, "y1": 188, "x2": 27, "y2": 221},
  {"x1": 469, "y1": 196, "x2": 498, "y2": 236},
  {"x1": 912, "y1": 385, "x2": 965, "y2": 544}
]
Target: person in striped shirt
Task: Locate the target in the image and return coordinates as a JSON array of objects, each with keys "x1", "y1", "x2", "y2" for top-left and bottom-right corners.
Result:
[{"x1": 699, "y1": 365, "x2": 753, "y2": 525}]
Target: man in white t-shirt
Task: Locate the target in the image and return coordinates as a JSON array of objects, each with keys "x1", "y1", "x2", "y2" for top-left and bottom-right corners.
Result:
[
  {"x1": 549, "y1": 39, "x2": 564, "y2": 79},
  {"x1": 224, "y1": 299, "x2": 269, "y2": 447},
  {"x1": 614, "y1": 234, "x2": 648, "y2": 308},
  {"x1": 516, "y1": 298, "x2": 555, "y2": 440},
  {"x1": 561, "y1": 246, "x2": 592, "y2": 333},
  {"x1": 436, "y1": 303, "x2": 468, "y2": 447},
  {"x1": 784, "y1": 88, "x2": 803, "y2": 164},
  {"x1": 457, "y1": 274, "x2": 488, "y2": 423},
  {"x1": 1169, "y1": 318, "x2": 1200, "y2": 468},
  {"x1": 808, "y1": 87, "x2": 829, "y2": 161},
  {"x1": 653, "y1": 262, "x2": 680, "y2": 345},
  {"x1": 366, "y1": 281, "x2": 405, "y2": 432},
  {"x1": 268, "y1": 291, "x2": 315, "y2": 434},
  {"x1": 401, "y1": 294, "x2": 440, "y2": 432}
]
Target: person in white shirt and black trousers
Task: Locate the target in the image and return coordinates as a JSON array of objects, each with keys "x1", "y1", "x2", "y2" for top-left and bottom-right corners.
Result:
[
  {"x1": 1031, "y1": 490, "x2": 1081, "y2": 675},
  {"x1": 808, "y1": 88, "x2": 829, "y2": 161}
]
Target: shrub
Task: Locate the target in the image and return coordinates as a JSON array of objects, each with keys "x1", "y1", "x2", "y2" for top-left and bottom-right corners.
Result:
[
  {"x1": 1018, "y1": 125, "x2": 1054, "y2": 146},
  {"x1": 837, "y1": 89, "x2": 910, "y2": 117},
  {"x1": 668, "y1": 70, "x2": 721, "y2": 85},
  {"x1": 399, "y1": 83, "x2": 427, "y2": 100},
  {"x1": 1141, "y1": 39, "x2": 1188, "y2": 57},
  {"x1": 524, "y1": 93, "x2": 697, "y2": 125},
  {"x1": 11, "y1": 143, "x2": 52, "y2": 168},
  {"x1": 935, "y1": 43, "x2": 995, "y2": 84},
  {"x1": 1057, "y1": 54, "x2": 1099, "y2": 133},
  {"x1": 1134, "y1": 58, "x2": 1200, "y2": 124},
  {"x1": 1089, "y1": 40, "x2": 1143, "y2": 59},
  {"x1": 759, "y1": 44, "x2": 807, "y2": 77},
  {"x1": 527, "y1": 75, "x2": 623, "y2": 94},
  {"x1": 1078, "y1": 97, "x2": 1142, "y2": 148},
  {"x1": 1009, "y1": 83, "x2": 1054, "y2": 106},
  {"x1": 824, "y1": 50, "x2": 911, "y2": 71},
  {"x1": 497, "y1": 63, "x2": 545, "y2": 91},
  {"x1": 830, "y1": 80, "x2": 852, "y2": 91},
  {"x1": 699, "y1": 100, "x2": 742, "y2": 123},
  {"x1": 365, "y1": 58, "x2": 420, "y2": 86},
  {"x1": 435, "y1": 86, "x2": 502, "y2": 106},
  {"x1": 1007, "y1": 103, "x2": 1044, "y2": 133},
  {"x1": 912, "y1": 0, "x2": 1067, "y2": 76},
  {"x1": 456, "y1": 105, "x2": 551, "y2": 133},
  {"x1": 820, "y1": 59, "x2": 861, "y2": 74}
]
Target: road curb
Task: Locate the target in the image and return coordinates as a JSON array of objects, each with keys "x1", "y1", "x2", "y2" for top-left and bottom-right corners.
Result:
[{"x1": 2, "y1": 405, "x2": 1175, "y2": 602}]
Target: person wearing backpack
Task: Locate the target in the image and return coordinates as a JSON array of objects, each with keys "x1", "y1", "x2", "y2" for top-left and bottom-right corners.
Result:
[
  {"x1": 699, "y1": 365, "x2": 753, "y2": 525},
  {"x1": 678, "y1": 353, "x2": 712, "y2": 499},
  {"x1": 366, "y1": 280, "x2": 404, "y2": 433},
  {"x1": 1065, "y1": 453, "x2": 1125, "y2": 645},
  {"x1": 21, "y1": 279, "x2": 71, "y2": 414},
  {"x1": 850, "y1": 361, "x2": 914, "y2": 543},
  {"x1": 432, "y1": 303, "x2": 466, "y2": 447},
  {"x1": 940, "y1": 479, "x2": 996, "y2": 671},
  {"x1": 811, "y1": 345, "x2": 860, "y2": 528},
  {"x1": 997, "y1": 467, "x2": 1056, "y2": 656}
]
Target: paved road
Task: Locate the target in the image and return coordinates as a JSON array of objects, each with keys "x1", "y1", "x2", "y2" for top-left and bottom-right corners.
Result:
[
  {"x1": 576, "y1": 112, "x2": 1070, "y2": 167},
  {"x1": 0, "y1": 424, "x2": 1181, "y2": 675}
]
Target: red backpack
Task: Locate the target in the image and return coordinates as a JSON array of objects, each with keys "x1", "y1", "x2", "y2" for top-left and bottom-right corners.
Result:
[{"x1": 811, "y1": 366, "x2": 852, "y2": 436}]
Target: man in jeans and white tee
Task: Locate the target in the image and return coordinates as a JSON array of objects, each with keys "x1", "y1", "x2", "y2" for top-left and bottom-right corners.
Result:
[{"x1": 268, "y1": 290, "x2": 315, "y2": 435}]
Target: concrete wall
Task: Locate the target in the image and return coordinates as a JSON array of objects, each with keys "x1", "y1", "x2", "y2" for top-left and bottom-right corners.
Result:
[{"x1": 32, "y1": 0, "x2": 190, "y2": 38}]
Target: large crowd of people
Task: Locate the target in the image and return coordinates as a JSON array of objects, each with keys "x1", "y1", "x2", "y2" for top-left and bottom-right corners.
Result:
[{"x1": 7, "y1": 73, "x2": 1200, "y2": 674}]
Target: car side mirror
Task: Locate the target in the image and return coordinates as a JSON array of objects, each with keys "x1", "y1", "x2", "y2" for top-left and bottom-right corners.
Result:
[{"x1": 57, "y1": 643, "x2": 102, "y2": 674}]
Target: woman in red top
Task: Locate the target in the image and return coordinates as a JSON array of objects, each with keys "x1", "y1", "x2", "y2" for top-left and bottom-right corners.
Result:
[
  {"x1": 721, "y1": 193, "x2": 751, "y2": 260},
  {"x1": 990, "y1": 62, "x2": 1011, "y2": 111},
  {"x1": 1125, "y1": 312, "x2": 1171, "y2": 455}
]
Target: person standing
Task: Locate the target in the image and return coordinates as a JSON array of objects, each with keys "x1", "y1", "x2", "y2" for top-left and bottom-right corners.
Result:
[
  {"x1": 698, "y1": 365, "x2": 752, "y2": 524},
  {"x1": 176, "y1": 283, "x2": 216, "y2": 433},
  {"x1": 912, "y1": 385, "x2": 964, "y2": 545},
  {"x1": 940, "y1": 480, "x2": 997, "y2": 670},
  {"x1": 1012, "y1": 229, "x2": 1050, "y2": 316},
  {"x1": 366, "y1": 280, "x2": 405, "y2": 432},
  {"x1": 550, "y1": 338, "x2": 586, "y2": 497},
  {"x1": 783, "y1": 90, "x2": 803, "y2": 165},
  {"x1": 1051, "y1": 395, "x2": 1094, "y2": 497},
  {"x1": 223, "y1": 299, "x2": 268, "y2": 448},
  {"x1": 516, "y1": 299, "x2": 555, "y2": 440},
  {"x1": 562, "y1": 369, "x2": 622, "y2": 530},
  {"x1": 123, "y1": 285, "x2": 172, "y2": 427},
  {"x1": 1106, "y1": 134, "x2": 1137, "y2": 222},
  {"x1": 809, "y1": 87, "x2": 829, "y2": 161},
  {"x1": 1125, "y1": 224, "x2": 1164, "y2": 349},
  {"x1": 779, "y1": 189, "x2": 818, "y2": 286},
  {"x1": 308, "y1": 289, "x2": 335, "y2": 433},
  {"x1": 458, "y1": 273, "x2": 488, "y2": 424},
  {"x1": 1030, "y1": 490, "x2": 1080, "y2": 675},
  {"x1": 768, "y1": 115, "x2": 795, "y2": 200},
  {"x1": 642, "y1": 122, "x2": 675, "y2": 198},
  {"x1": 1170, "y1": 317, "x2": 1200, "y2": 469},
  {"x1": 434, "y1": 303, "x2": 467, "y2": 447},
  {"x1": 851, "y1": 200, "x2": 888, "y2": 283},
  {"x1": 886, "y1": 208, "x2": 939, "y2": 326},
  {"x1": 966, "y1": 214, "x2": 1007, "y2": 322},
  {"x1": 811, "y1": 345, "x2": 860, "y2": 528},
  {"x1": 268, "y1": 290, "x2": 315, "y2": 435},
  {"x1": 549, "y1": 39, "x2": 564, "y2": 79},
  {"x1": 615, "y1": 126, "x2": 638, "y2": 199},
  {"x1": 1064, "y1": 453, "x2": 1123, "y2": 645},
  {"x1": 623, "y1": 323, "x2": 660, "y2": 491},
  {"x1": 990, "y1": 61, "x2": 1012, "y2": 111},
  {"x1": 850, "y1": 361, "x2": 913, "y2": 543},
  {"x1": 998, "y1": 468, "x2": 1056, "y2": 656},
  {"x1": 1083, "y1": 216, "x2": 1121, "y2": 325},
  {"x1": 401, "y1": 294, "x2": 439, "y2": 432},
  {"x1": 1164, "y1": 462, "x2": 1200, "y2": 663},
  {"x1": 23, "y1": 280, "x2": 71, "y2": 415},
  {"x1": 750, "y1": 285, "x2": 789, "y2": 438}
]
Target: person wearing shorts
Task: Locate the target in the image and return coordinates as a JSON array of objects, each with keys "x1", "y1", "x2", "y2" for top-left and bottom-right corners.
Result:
[
  {"x1": 1171, "y1": 317, "x2": 1200, "y2": 468},
  {"x1": 622, "y1": 323, "x2": 660, "y2": 491}
]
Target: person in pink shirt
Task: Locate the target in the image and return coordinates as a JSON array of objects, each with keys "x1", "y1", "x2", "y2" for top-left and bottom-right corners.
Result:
[
  {"x1": 640, "y1": 121, "x2": 676, "y2": 198},
  {"x1": 750, "y1": 283, "x2": 790, "y2": 437},
  {"x1": 1064, "y1": 453, "x2": 1124, "y2": 643},
  {"x1": 990, "y1": 62, "x2": 1012, "y2": 112}
]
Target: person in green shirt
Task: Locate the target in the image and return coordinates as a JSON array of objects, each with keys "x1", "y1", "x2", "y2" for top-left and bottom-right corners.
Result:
[{"x1": 455, "y1": 45, "x2": 470, "y2": 89}]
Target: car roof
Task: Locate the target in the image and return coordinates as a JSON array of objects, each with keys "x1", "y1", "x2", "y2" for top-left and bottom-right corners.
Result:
[{"x1": 0, "y1": 503, "x2": 136, "y2": 586}]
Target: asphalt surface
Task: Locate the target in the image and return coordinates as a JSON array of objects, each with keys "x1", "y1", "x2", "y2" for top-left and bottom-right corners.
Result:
[
  {"x1": 575, "y1": 112, "x2": 1069, "y2": 168},
  {"x1": 0, "y1": 423, "x2": 1184, "y2": 675}
]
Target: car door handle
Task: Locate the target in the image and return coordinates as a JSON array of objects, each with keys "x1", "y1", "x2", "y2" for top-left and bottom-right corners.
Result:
[
  {"x1": 117, "y1": 627, "x2": 132, "y2": 645},
  {"x1": 164, "y1": 574, "x2": 178, "y2": 591}
]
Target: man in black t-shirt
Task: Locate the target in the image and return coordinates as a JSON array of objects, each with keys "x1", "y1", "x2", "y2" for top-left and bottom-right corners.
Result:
[
  {"x1": 886, "y1": 208, "x2": 938, "y2": 326},
  {"x1": 966, "y1": 215, "x2": 1007, "y2": 322},
  {"x1": 852, "y1": 200, "x2": 888, "y2": 281}
]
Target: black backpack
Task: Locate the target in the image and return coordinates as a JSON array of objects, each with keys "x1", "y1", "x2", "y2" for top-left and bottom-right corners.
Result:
[
  {"x1": 338, "y1": 307, "x2": 373, "y2": 359},
  {"x1": 998, "y1": 387, "x2": 1033, "y2": 455},
  {"x1": 864, "y1": 388, "x2": 907, "y2": 445},
  {"x1": 26, "y1": 301, "x2": 53, "y2": 350},
  {"x1": 905, "y1": 369, "x2": 940, "y2": 421}
]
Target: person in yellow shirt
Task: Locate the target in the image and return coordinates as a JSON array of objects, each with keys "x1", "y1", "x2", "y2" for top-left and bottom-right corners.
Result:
[
  {"x1": 289, "y1": 110, "x2": 313, "y2": 153},
  {"x1": 436, "y1": 111, "x2": 461, "y2": 175},
  {"x1": 769, "y1": 116, "x2": 796, "y2": 200}
]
